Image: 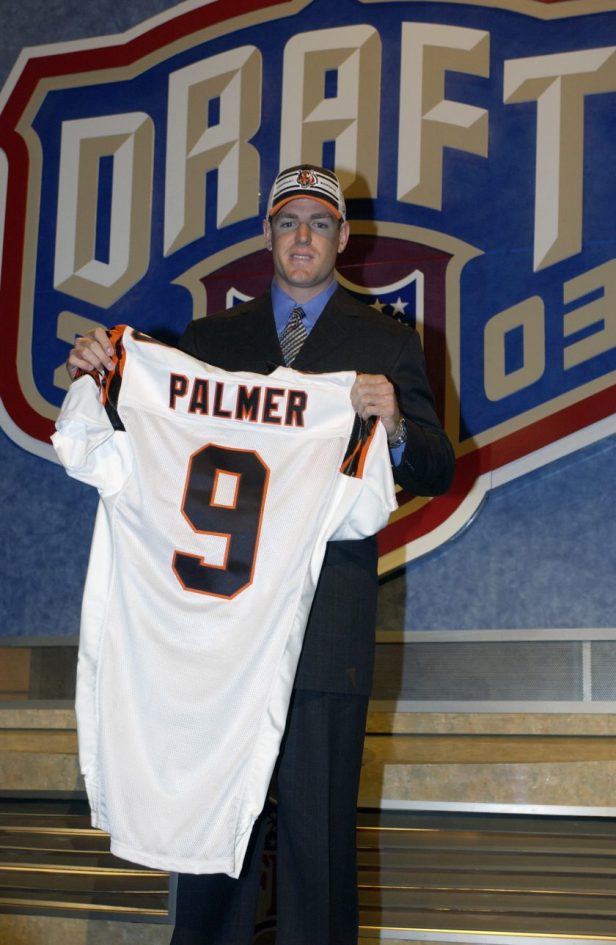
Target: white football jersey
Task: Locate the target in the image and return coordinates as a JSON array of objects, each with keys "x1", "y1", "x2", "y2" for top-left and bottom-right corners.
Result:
[{"x1": 52, "y1": 326, "x2": 396, "y2": 876}]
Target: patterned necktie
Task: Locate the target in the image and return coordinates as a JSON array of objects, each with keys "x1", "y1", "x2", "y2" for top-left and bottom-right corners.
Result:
[{"x1": 279, "y1": 306, "x2": 307, "y2": 366}]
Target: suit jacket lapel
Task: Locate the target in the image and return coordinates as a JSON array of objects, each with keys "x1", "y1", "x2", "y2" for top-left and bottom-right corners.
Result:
[
  {"x1": 293, "y1": 288, "x2": 358, "y2": 371},
  {"x1": 232, "y1": 293, "x2": 284, "y2": 370}
]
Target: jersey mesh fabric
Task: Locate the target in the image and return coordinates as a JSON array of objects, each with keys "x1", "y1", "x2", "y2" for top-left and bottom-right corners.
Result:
[{"x1": 52, "y1": 326, "x2": 396, "y2": 875}]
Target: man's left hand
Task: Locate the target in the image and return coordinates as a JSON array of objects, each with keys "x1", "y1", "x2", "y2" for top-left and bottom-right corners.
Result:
[{"x1": 350, "y1": 374, "x2": 400, "y2": 440}]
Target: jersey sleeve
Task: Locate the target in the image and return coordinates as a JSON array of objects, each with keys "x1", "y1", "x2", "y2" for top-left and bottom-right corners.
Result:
[
  {"x1": 51, "y1": 373, "x2": 132, "y2": 495},
  {"x1": 328, "y1": 417, "x2": 397, "y2": 542}
]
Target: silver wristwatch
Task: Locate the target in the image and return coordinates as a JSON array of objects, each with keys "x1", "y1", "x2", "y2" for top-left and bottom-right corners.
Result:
[{"x1": 387, "y1": 417, "x2": 407, "y2": 449}]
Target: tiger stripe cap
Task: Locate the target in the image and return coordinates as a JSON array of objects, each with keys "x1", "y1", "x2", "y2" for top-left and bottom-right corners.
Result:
[{"x1": 267, "y1": 165, "x2": 346, "y2": 221}]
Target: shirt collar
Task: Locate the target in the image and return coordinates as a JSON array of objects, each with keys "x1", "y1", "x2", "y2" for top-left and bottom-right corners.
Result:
[{"x1": 271, "y1": 279, "x2": 338, "y2": 335}]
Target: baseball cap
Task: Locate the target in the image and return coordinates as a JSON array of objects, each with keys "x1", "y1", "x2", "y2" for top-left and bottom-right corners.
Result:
[{"x1": 267, "y1": 165, "x2": 346, "y2": 221}]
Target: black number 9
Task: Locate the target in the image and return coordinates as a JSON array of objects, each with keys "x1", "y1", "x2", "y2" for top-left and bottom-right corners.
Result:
[{"x1": 172, "y1": 444, "x2": 270, "y2": 599}]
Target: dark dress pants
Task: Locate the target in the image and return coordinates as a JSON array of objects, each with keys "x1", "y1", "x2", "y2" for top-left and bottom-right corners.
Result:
[{"x1": 169, "y1": 688, "x2": 370, "y2": 945}]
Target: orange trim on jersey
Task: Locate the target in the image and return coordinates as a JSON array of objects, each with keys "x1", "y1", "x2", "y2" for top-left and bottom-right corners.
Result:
[
  {"x1": 340, "y1": 416, "x2": 380, "y2": 479},
  {"x1": 73, "y1": 367, "x2": 101, "y2": 388},
  {"x1": 355, "y1": 416, "x2": 380, "y2": 479},
  {"x1": 101, "y1": 324, "x2": 128, "y2": 411},
  {"x1": 340, "y1": 442, "x2": 361, "y2": 475}
]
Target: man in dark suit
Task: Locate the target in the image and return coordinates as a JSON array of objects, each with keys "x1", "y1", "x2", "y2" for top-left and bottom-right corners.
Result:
[{"x1": 68, "y1": 164, "x2": 454, "y2": 945}]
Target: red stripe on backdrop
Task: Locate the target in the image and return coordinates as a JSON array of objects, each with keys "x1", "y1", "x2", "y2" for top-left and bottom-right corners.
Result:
[{"x1": 378, "y1": 383, "x2": 616, "y2": 558}]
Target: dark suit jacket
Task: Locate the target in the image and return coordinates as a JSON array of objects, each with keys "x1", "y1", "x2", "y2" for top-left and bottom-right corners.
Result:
[{"x1": 179, "y1": 286, "x2": 454, "y2": 694}]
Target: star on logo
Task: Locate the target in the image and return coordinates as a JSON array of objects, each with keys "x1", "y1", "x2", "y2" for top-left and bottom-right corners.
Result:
[{"x1": 391, "y1": 297, "x2": 408, "y2": 316}]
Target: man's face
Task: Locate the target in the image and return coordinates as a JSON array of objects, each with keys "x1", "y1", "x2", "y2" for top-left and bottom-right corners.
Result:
[{"x1": 263, "y1": 197, "x2": 349, "y2": 301}]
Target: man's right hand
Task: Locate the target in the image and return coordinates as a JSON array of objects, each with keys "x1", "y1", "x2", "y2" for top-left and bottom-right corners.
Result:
[{"x1": 67, "y1": 327, "x2": 115, "y2": 380}]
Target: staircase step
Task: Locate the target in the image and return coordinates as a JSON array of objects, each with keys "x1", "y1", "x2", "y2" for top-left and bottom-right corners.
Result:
[{"x1": 2, "y1": 800, "x2": 616, "y2": 942}]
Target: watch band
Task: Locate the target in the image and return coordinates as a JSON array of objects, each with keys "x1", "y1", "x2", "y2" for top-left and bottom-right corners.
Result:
[{"x1": 388, "y1": 417, "x2": 407, "y2": 449}]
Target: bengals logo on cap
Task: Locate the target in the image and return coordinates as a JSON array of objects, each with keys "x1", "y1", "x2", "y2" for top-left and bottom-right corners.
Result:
[{"x1": 296, "y1": 169, "x2": 318, "y2": 188}]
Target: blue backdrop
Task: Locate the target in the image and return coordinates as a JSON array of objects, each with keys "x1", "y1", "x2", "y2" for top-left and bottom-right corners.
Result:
[{"x1": 1, "y1": 0, "x2": 614, "y2": 642}]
